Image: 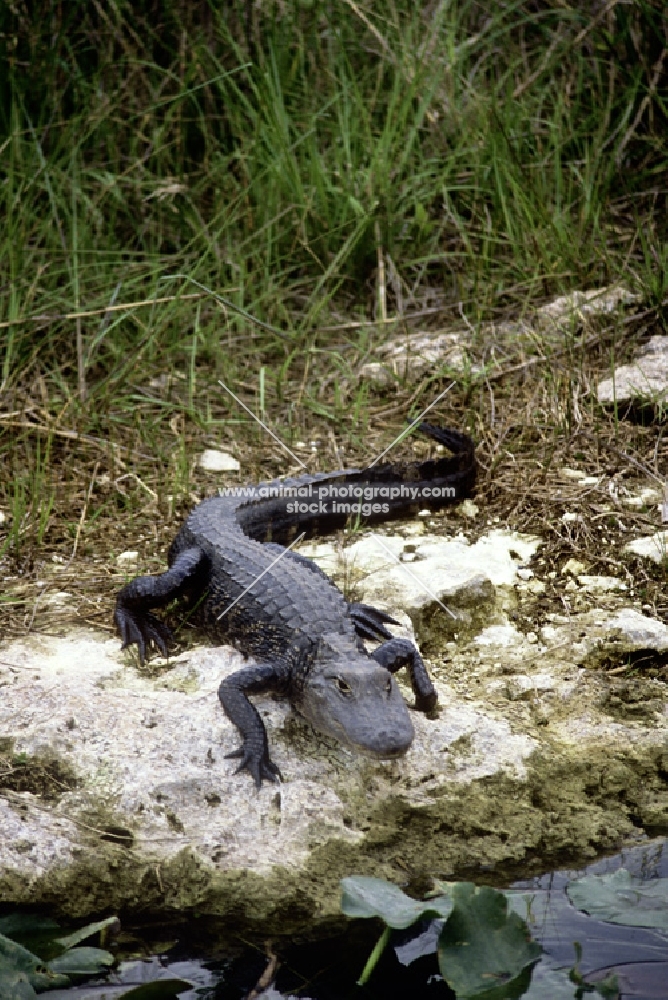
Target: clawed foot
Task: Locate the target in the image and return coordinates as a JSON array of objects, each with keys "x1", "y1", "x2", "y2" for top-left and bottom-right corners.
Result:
[
  {"x1": 225, "y1": 744, "x2": 282, "y2": 789},
  {"x1": 415, "y1": 689, "x2": 438, "y2": 713},
  {"x1": 114, "y1": 604, "x2": 174, "y2": 666}
]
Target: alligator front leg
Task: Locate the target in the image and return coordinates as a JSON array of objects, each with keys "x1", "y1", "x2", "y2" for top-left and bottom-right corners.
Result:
[
  {"x1": 115, "y1": 546, "x2": 208, "y2": 665},
  {"x1": 371, "y1": 637, "x2": 437, "y2": 712},
  {"x1": 218, "y1": 662, "x2": 288, "y2": 788}
]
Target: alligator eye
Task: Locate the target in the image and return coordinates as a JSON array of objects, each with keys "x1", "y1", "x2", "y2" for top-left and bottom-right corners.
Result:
[
  {"x1": 386, "y1": 677, "x2": 392, "y2": 695},
  {"x1": 336, "y1": 677, "x2": 352, "y2": 696}
]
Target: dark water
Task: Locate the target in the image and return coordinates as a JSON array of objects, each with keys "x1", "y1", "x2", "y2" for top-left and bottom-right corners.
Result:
[
  {"x1": 6, "y1": 838, "x2": 668, "y2": 1000},
  {"x1": 176, "y1": 837, "x2": 668, "y2": 999}
]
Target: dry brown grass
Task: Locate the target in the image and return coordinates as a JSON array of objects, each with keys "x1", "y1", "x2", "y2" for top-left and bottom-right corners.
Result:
[{"x1": 1, "y1": 298, "x2": 666, "y2": 662}]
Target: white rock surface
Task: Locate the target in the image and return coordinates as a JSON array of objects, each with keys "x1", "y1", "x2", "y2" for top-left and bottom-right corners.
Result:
[
  {"x1": 625, "y1": 530, "x2": 668, "y2": 563},
  {"x1": 606, "y1": 608, "x2": 668, "y2": 649},
  {"x1": 598, "y1": 335, "x2": 668, "y2": 406},
  {"x1": 198, "y1": 450, "x2": 241, "y2": 472},
  {"x1": 577, "y1": 575, "x2": 627, "y2": 592},
  {"x1": 358, "y1": 286, "x2": 637, "y2": 385},
  {"x1": 536, "y1": 284, "x2": 638, "y2": 335},
  {"x1": 359, "y1": 330, "x2": 475, "y2": 383},
  {"x1": 0, "y1": 627, "x2": 535, "y2": 875},
  {"x1": 2, "y1": 526, "x2": 668, "y2": 928},
  {"x1": 116, "y1": 550, "x2": 139, "y2": 563},
  {"x1": 301, "y1": 529, "x2": 541, "y2": 613}
]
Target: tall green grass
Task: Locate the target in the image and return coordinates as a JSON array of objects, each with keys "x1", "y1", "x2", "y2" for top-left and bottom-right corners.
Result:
[{"x1": 0, "y1": 0, "x2": 666, "y2": 414}]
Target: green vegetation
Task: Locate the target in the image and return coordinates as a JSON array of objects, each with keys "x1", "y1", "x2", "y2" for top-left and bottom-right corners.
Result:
[
  {"x1": 0, "y1": 1, "x2": 666, "y2": 626},
  {"x1": 342, "y1": 875, "x2": 542, "y2": 996},
  {"x1": 342, "y1": 870, "x2": 668, "y2": 998},
  {"x1": 2, "y1": 0, "x2": 666, "y2": 388},
  {"x1": 0, "y1": 915, "x2": 117, "y2": 997}
]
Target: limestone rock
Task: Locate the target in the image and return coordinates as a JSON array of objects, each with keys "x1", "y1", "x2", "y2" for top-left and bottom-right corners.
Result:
[
  {"x1": 536, "y1": 284, "x2": 638, "y2": 336},
  {"x1": 2, "y1": 527, "x2": 668, "y2": 932},
  {"x1": 598, "y1": 335, "x2": 668, "y2": 406},
  {"x1": 359, "y1": 285, "x2": 637, "y2": 385},
  {"x1": 625, "y1": 530, "x2": 668, "y2": 563}
]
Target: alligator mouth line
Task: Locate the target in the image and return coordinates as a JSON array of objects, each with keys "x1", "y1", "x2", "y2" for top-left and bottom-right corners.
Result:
[{"x1": 335, "y1": 735, "x2": 413, "y2": 759}]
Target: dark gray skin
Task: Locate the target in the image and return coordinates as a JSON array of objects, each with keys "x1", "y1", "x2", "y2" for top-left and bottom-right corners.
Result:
[{"x1": 114, "y1": 423, "x2": 475, "y2": 787}]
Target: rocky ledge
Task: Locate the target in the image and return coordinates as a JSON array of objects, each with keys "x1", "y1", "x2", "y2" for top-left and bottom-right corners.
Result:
[{"x1": 1, "y1": 521, "x2": 667, "y2": 933}]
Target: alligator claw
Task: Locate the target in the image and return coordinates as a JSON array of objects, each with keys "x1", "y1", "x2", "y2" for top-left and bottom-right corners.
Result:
[
  {"x1": 225, "y1": 745, "x2": 282, "y2": 789},
  {"x1": 114, "y1": 606, "x2": 174, "y2": 666},
  {"x1": 349, "y1": 602, "x2": 399, "y2": 642}
]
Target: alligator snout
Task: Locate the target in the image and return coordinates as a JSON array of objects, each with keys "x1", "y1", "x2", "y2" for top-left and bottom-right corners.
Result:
[{"x1": 361, "y1": 723, "x2": 414, "y2": 758}]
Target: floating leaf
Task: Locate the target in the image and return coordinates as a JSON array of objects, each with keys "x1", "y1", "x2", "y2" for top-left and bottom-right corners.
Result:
[
  {"x1": 567, "y1": 869, "x2": 668, "y2": 931},
  {"x1": 340, "y1": 876, "x2": 453, "y2": 929},
  {"x1": 54, "y1": 917, "x2": 120, "y2": 951},
  {"x1": 0, "y1": 933, "x2": 43, "y2": 976},
  {"x1": 0, "y1": 971, "x2": 38, "y2": 1000},
  {"x1": 0, "y1": 931, "x2": 72, "y2": 992},
  {"x1": 67, "y1": 957, "x2": 205, "y2": 999},
  {"x1": 518, "y1": 965, "x2": 579, "y2": 999},
  {"x1": 438, "y1": 883, "x2": 542, "y2": 999},
  {"x1": 37, "y1": 983, "x2": 192, "y2": 1000},
  {"x1": 47, "y1": 947, "x2": 115, "y2": 976}
]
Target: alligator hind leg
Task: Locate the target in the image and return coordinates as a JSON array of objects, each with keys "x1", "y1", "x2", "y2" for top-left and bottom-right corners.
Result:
[
  {"x1": 115, "y1": 546, "x2": 208, "y2": 665},
  {"x1": 371, "y1": 638, "x2": 437, "y2": 712}
]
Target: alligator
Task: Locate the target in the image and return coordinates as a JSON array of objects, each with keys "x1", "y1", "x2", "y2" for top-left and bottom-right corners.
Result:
[{"x1": 114, "y1": 423, "x2": 475, "y2": 786}]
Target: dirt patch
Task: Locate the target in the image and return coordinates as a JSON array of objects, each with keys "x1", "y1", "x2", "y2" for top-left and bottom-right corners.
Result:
[{"x1": 0, "y1": 737, "x2": 79, "y2": 802}]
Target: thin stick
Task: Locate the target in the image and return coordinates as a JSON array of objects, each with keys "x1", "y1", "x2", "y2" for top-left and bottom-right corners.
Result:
[
  {"x1": 314, "y1": 306, "x2": 446, "y2": 332},
  {"x1": 375, "y1": 221, "x2": 387, "y2": 323},
  {"x1": 76, "y1": 314, "x2": 85, "y2": 400},
  {"x1": 342, "y1": 0, "x2": 392, "y2": 58},
  {"x1": 616, "y1": 46, "x2": 668, "y2": 165},
  {"x1": 68, "y1": 461, "x2": 100, "y2": 565},
  {"x1": 164, "y1": 275, "x2": 292, "y2": 339},
  {"x1": 485, "y1": 303, "x2": 659, "y2": 384},
  {"x1": 0, "y1": 417, "x2": 150, "y2": 459},
  {"x1": 0, "y1": 292, "x2": 208, "y2": 330},
  {"x1": 247, "y1": 946, "x2": 279, "y2": 1000}
]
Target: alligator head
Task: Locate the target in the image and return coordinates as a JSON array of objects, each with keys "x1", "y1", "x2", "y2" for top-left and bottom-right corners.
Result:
[{"x1": 298, "y1": 643, "x2": 415, "y2": 757}]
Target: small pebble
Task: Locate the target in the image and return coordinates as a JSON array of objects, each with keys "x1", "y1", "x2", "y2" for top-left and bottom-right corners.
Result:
[
  {"x1": 117, "y1": 551, "x2": 139, "y2": 563},
  {"x1": 199, "y1": 450, "x2": 241, "y2": 472}
]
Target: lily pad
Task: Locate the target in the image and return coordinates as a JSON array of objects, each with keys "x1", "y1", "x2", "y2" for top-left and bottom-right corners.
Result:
[
  {"x1": 518, "y1": 965, "x2": 579, "y2": 999},
  {"x1": 340, "y1": 876, "x2": 453, "y2": 929},
  {"x1": 567, "y1": 868, "x2": 668, "y2": 931},
  {"x1": 47, "y1": 947, "x2": 115, "y2": 976},
  {"x1": 438, "y1": 883, "x2": 542, "y2": 999},
  {"x1": 0, "y1": 932, "x2": 71, "y2": 992},
  {"x1": 37, "y1": 983, "x2": 192, "y2": 1000},
  {"x1": 0, "y1": 971, "x2": 39, "y2": 1000},
  {"x1": 0, "y1": 934, "x2": 44, "y2": 977}
]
